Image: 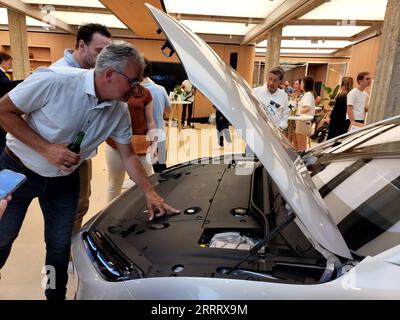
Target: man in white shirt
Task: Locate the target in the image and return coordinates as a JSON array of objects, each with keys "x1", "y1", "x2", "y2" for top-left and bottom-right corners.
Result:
[
  {"x1": 0, "y1": 42, "x2": 179, "y2": 300},
  {"x1": 347, "y1": 71, "x2": 372, "y2": 125},
  {"x1": 253, "y1": 67, "x2": 289, "y2": 130},
  {"x1": 52, "y1": 23, "x2": 112, "y2": 238}
]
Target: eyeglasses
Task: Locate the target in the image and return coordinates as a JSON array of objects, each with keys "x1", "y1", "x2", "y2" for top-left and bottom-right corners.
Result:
[{"x1": 116, "y1": 70, "x2": 141, "y2": 89}]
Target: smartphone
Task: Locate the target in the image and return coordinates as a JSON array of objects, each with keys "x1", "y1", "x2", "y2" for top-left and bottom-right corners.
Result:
[{"x1": 0, "y1": 169, "x2": 27, "y2": 200}]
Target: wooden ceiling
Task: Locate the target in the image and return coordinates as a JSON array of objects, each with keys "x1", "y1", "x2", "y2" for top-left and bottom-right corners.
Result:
[
  {"x1": 0, "y1": 0, "x2": 385, "y2": 56},
  {"x1": 98, "y1": 0, "x2": 164, "y2": 39}
]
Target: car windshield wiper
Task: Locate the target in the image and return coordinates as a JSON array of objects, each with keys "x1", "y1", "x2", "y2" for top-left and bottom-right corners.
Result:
[{"x1": 228, "y1": 213, "x2": 296, "y2": 274}]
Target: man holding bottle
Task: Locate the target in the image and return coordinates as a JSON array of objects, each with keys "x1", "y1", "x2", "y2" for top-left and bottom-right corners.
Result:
[
  {"x1": 52, "y1": 23, "x2": 112, "y2": 239},
  {"x1": 0, "y1": 41, "x2": 180, "y2": 300}
]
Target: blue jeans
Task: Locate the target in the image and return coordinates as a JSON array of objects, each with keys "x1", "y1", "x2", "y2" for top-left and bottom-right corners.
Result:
[{"x1": 0, "y1": 150, "x2": 80, "y2": 300}]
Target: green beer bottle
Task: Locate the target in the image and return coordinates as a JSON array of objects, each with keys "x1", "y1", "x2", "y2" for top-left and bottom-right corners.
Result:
[{"x1": 67, "y1": 131, "x2": 85, "y2": 154}]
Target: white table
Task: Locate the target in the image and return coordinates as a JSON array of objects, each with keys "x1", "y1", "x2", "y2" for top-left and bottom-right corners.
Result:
[
  {"x1": 168, "y1": 100, "x2": 192, "y2": 131},
  {"x1": 288, "y1": 114, "x2": 314, "y2": 121}
]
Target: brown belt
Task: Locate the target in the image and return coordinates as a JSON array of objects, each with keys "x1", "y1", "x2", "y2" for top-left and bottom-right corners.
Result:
[{"x1": 4, "y1": 146, "x2": 25, "y2": 167}]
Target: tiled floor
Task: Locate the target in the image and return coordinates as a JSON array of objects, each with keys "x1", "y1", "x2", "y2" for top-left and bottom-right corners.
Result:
[{"x1": 0, "y1": 124, "x2": 246, "y2": 300}]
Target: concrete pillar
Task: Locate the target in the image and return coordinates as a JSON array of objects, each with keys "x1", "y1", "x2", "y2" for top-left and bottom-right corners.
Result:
[
  {"x1": 7, "y1": 9, "x2": 30, "y2": 80},
  {"x1": 367, "y1": 0, "x2": 400, "y2": 124},
  {"x1": 264, "y1": 24, "x2": 282, "y2": 81}
]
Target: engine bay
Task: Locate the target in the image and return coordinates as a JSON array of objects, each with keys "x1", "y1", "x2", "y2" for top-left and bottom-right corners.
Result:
[{"x1": 86, "y1": 158, "x2": 346, "y2": 284}]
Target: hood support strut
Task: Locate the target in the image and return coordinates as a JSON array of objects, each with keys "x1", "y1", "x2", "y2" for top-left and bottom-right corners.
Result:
[{"x1": 228, "y1": 213, "x2": 296, "y2": 274}]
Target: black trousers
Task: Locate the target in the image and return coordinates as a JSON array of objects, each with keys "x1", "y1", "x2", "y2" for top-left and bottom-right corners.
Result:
[{"x1": 181, "y1": 102, "x2": 193, "y2": 126}]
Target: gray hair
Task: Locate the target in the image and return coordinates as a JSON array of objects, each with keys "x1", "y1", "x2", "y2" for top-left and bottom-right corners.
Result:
[
  {"x1": 269, "y1": 66, "x2": 285, "y2": 80},
  {"x1": 95, "y1": 40, "x2": 145, "y2": 74}
]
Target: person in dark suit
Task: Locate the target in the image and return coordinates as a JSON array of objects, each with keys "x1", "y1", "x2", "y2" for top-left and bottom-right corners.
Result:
[
  {"x1": 213, "y1": 105, "x2": 231, "y2": 147},
  {"x1": 0, "y1": 52, "x2": 23, "y2": 153}
]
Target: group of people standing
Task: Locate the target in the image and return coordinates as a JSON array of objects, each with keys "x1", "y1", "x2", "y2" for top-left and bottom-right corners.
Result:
[
  {"x1": 253, "y1": 66, "x2": 371, "y2": 151},
  {"x1": 0, "y1": 20, "x2": 373, "y2": 300},
  {"x1": 0, "y1": 23, "x2": 178, "y2": 300},
  {"x1": 253, "y1": 67, "x2": 317, "y2": 150},
  {"x1": 326, "y1": 72, "x2": 371, "y2": 139}
]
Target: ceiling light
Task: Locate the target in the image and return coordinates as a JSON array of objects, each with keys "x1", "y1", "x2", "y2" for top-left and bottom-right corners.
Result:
[
  {"x1": 21, "y1": 0, "x2": 105, "y2": 8},
  {"x1": 300, "y1": 0, "x2": 387, "y2": 21},
  {"x1": 164, "y1": 0, "x2": 286, "y2": 18},
  {"x1": 180, "y1": 20, "x2": 257, "y2": 36},
  {"x1": 256, "y1": 40, "x2": 352, "y2": 49},
  {"x1": 0, "y1": 8, "x2": 50, "y2": 27},
  {"x1": 50, "y1": 11, "x2": 127, "y2": 28},
  {"x1": 283, "y1": 25, "x2": 369, "y2": 37},
  {"x1": 281, "y1": 49, "x2": 335, "y2": 54}
]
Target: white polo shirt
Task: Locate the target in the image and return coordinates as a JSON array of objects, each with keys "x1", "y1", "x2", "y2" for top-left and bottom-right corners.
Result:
[
  {"x1": 7, "y1": 66, "x2": 132, "y2": 177},
  {"x1": 347, "y1": 88, "x2": 369, "y2": 121},
  {"x1": 253, "y1": 86, "x2": 289, "y2": 129}
]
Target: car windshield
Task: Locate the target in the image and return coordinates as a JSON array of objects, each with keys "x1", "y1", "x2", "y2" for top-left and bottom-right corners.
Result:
[
  {"x1": 303, "y1": 118, "x2": 400, "y2": 172},
  {"x1": 301, "y1": 117, "x2": 400, "y2": 256}
]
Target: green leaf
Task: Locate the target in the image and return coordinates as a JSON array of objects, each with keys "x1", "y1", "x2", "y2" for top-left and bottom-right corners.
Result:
[
  {"x1": 173, "y1": 85, "x2": 182, "y2": 95},
  {"x1": 322, "y1": 84, "x2": 332, "y2": 94},
  {"x1": 332, "y1": 85, "x2": 340, "y2": 98}
]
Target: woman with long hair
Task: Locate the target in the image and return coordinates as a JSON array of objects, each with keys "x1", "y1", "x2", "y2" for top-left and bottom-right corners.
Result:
[{"x1": 327, "y1": 77, "x2": 354, "y2": 139}]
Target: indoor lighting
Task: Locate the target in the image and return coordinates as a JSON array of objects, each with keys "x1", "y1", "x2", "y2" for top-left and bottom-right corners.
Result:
[
  {"x1": 50, "y1": 11, "x2": 127, "y2": 28},
  {"x1": 283, "y1": 25, "x2": 369, "y2": 38},
  {"x1": 180, "y1": 20, "x2": 257, "y2": 36},
  {"x1": 256, "y1": 40, "x2": 352, "y2": 49},
  {"x1": 281, "y1": 40, "x2": 352, "y2": 48},
  {"x1": 281, "y1": 49, "x2": 335, "y2": 54},
  {"x1": 20, "y1": 0, "x2": 105, "y2": 8},
  {"x1": 255, "y1": 47, "x2": 267, "y2": 53},
  {"x1": 0, "y1": 8, "x2": 50, "y2": 27},
  {"x1": 164, "y1": 0, "x2": 285, "y2": 18},
  {"x1": 300, "y1": 0, "x2": 387, "y2": 21}
]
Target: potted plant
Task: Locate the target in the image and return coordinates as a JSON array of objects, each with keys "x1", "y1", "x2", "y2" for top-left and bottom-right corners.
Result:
[
  {"x1": 173, "y1": 84, "x2": 182, "y2": 101},
  {"x1": 321, "y1": 84, "x2": 340, "y2": 109}
]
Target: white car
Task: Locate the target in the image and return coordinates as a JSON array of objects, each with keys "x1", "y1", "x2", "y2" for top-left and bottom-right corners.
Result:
[{"x1": 71, "y1": 4, "x2": 400, "y2": 300}]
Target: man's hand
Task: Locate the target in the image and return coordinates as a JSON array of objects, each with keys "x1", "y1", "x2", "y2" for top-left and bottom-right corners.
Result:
[
  {"x1": 0, "y1": 195, "x2": 11, "y2": 221},
  {"x1": 43, "y1": 144, "x2": 80, "y2": 172},
  {"x1": 144, "y1": 190, "x2": 180, "y2": 221}
]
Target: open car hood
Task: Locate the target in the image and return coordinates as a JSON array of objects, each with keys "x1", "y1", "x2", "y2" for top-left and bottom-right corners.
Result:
[{"x1": 145, "y1": 4, "x2": 352, "y2": 260}]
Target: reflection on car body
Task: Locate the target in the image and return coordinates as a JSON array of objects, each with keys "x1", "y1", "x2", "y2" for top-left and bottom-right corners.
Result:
[{"x1": 71, "y1": 4, "x2": 400, "y2": 300}]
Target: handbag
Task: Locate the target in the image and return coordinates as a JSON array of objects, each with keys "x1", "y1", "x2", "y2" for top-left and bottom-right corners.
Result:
[
  {"x1": 310, "y1": 123, "x2": 329, "y2": 143},
  {"x1": 131, "y1": 135, "x2": 150, "y2": 156}
]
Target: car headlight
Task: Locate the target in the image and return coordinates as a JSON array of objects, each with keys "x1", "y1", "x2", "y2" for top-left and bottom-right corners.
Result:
[{"x1": 83, "y1": 231, "x2": 144, "y2": 281}]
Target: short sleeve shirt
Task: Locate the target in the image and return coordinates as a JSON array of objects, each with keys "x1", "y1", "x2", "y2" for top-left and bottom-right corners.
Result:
[
  {"x1": 253, "y1": 86, "x2": 290, "y2": 129},
  {"x1": 142, "y1": 81, "x2": 170, "y2": 134},
  {"x1": 347, "y1": 88, "x2": 369, "y2": 121},
  {"x1": 7, "y1": 66, "x2": 131, "y2": 177},
  {"x1": 298, "y1": 91, "x2": 315, "y2": 116}
]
